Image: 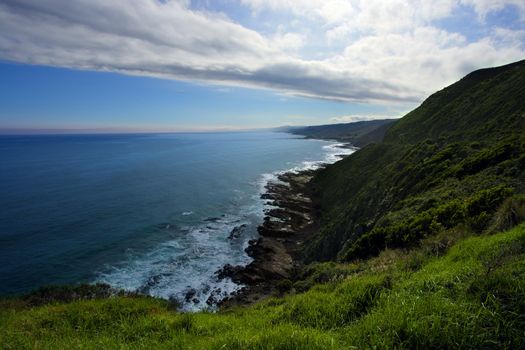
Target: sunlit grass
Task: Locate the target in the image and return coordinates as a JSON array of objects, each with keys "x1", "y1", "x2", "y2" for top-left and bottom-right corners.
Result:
[{"x1": 2, "y1": 224, "x2": 525, "y2": 349}]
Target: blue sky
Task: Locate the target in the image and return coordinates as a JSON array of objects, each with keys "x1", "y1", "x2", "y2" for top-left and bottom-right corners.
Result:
[
  {"x1": 0, "y1": 63, "x2": 393, "y2": 131},
  {"x1": 0, "y1": 0, "x2": 524, "y2": 132}
]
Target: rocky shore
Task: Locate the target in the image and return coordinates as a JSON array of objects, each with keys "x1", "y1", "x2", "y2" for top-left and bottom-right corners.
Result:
[{"x1": 216, "y1": 168, "x2": 320, "y2": 307}]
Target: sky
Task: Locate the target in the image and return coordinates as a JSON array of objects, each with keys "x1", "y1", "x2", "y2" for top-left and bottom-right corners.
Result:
[{"x1": 0, "y1": 0, "x2": 524, "y2": 132}]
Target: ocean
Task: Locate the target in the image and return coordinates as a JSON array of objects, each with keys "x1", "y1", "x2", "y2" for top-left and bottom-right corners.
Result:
[{"x1": 0, "y1": 131, "x2": 353, "y2": 310}]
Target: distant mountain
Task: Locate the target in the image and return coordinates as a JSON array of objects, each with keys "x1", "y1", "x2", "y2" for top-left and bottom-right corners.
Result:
[
  {"x1": 306, "y1": 59, "x2": 525, "y2": 261},
  {"x1": 281, "y1": 119, "x2": 396, "y2": 147}
]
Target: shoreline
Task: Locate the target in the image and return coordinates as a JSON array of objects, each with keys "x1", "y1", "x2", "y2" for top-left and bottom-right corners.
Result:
[
  {"x1": 1, "y1": 137, "x2": 353, "y2": 311},
  {"x1": 215, "y1": 135, "x2": 357, "y2": 308},
  {"x1": 215, "y1": 140, "x2": 357, "y2": 308},
  {"x1": 217, "y1": 168, "x2": 320, "y2": 307}
]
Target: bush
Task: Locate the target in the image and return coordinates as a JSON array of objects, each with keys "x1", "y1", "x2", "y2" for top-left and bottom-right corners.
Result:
[{"x1": 486, "y1": 195, "x2": 525, "y2": 234}]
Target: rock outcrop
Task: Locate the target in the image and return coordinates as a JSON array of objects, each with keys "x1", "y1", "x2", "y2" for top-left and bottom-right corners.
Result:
[{"x1": 217, "y1": 169, "x2": 318, "y2": 306}]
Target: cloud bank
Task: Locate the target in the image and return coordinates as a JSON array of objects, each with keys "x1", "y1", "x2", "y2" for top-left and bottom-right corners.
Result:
[{"x1": 0, "y1": 0, "x2": 524, "y2": 105}]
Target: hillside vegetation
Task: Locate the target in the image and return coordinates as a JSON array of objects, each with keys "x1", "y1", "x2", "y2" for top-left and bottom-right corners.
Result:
[
  {"x1": 306, "y1": 59, "x2": 525, "y2": 262},
  {"x1": 2, "y1": 60, "x2": 525, "y2": 349},
  {"x1": 286, "y1": 119, "x2": 395, "y2": 147}
]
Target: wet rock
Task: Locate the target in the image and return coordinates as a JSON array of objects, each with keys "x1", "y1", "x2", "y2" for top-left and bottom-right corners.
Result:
[
  {"x1": 206, "y1": 288, "x2": 223, "y2": 306},
  {"x1": 137, "y1": 274, "x2": 162, "y2": 294},
  {"x1": 216, "y1": 264, "x2": 244, "y2": 280},
  {"x1": 220, "y1": 237, "x2": 294, "y2": 285},
  {"x1": 228, "y1": 224, "x2": 248, "y2": 240},
  {"x1": 184, "y1": 288, "x2": 197, "y2": 302}
]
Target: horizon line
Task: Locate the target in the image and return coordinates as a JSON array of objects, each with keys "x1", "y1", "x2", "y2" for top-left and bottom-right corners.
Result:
[
  {"x1": 0, "y1": 126, "x2": 279, "y2": 136},
  {"x1": 0, "y1": 117, "x2": 401, "y2": 135}
]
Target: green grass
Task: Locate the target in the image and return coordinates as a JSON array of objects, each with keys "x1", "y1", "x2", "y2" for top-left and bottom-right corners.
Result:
[{"x1": 3, "y1": 224, "x2": 525, "y2": 349}]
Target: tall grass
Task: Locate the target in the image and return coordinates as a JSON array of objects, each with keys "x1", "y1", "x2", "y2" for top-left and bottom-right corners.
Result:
[{"x1": 2, "y1": 224, "x2": 525, "y2": 349}]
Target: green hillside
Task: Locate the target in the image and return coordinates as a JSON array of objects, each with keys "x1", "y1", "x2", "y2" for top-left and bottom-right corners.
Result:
[
  {"x1": 286, "y1": 119, "x2": 396, "y2": 147},
  {"x1": 306, "y1": 59, "x2": 525, "y2": 262}
]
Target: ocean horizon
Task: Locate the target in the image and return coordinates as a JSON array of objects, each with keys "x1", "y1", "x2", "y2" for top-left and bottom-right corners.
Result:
[{"x1": 0, "y1": 131, "x2": 353, "y2": 310}]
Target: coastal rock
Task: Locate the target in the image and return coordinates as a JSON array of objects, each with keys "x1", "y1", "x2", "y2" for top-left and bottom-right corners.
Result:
[
  {"x1": 228, "y1": 224, "x2": 247, "y2": 240},
  {"x1": 247, "y1": 238, "x2": 293, "y2": 280},
  {"x1": 216, "y1": 264, "x2": 245, "y2": 280},
  {"x1": 217, "y1": 237, "x2": 293, "y2": 285},
  {"x1": 257, "y1": 224, "x2": 295, "y2": 238},
  {"x1": 206, "y1": 288, "x2": 223, "y2": 306},
  {"x1": 218, "y1": 169, "x2": 321, "y2": 308},
  {"x1": 184, "y1": 288, "x2": 197, "y2": 302}
]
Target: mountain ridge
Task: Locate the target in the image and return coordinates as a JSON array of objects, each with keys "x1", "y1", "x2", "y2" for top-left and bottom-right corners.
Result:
[{"x1": 282, "y1": 119, "x2": 396, "y2": 147}]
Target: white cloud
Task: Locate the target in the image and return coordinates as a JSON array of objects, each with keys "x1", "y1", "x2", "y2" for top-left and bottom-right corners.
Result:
[
  {"x1": 0, "y1": 0, "x2": 523, "y2": 106},
  {"x1": 493, "y1": 27, "x2": 525, "y2": 44},
  {"x1": 242, "y1": 0, "x2": 525, "y2": 24},
  {"x1": 272, "y1": 31, "x2": 305, "y2": 52},
  {"x1": 327, "y1": 26, "x2": 524, "y2": 97},
  {"x1": 460, "y1": 0, "x2": 525, "y2": 20}
]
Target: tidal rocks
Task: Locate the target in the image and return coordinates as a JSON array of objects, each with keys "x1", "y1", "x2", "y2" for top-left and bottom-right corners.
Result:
[
  {"x1": 258, "y1": 171, "x2": 315, "y2": 238},
  {"x1": 219, "y1": 238, "x2": 293, "y2": 284},
  {"x1": 184, "y1": 288, "x2": 197, "y2": 303},
  {"x1": 216, "y1": 263, "x2": 246, "y2": 281},
  {"x1": 206, "y1": 288, "x2": 224, "y2": 306},
  {"x1": 217, "y1": 169, "x2": 319, "y2": 307},
  {"x1": 228, "y1": 224, "x2": 248, "y2": 240}
]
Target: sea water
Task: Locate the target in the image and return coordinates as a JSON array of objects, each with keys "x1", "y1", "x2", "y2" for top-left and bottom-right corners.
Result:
[{"x1": 0, "y1": 132, "x2": 353, "y2": 310}]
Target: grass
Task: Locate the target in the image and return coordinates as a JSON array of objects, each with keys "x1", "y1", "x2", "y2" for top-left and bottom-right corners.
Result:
[{"x1": 2, "y1": 223, "x2": 525, "y2": 349}]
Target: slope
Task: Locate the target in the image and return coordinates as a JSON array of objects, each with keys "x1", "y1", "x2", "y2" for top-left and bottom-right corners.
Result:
[
  {"x1": 306, "y1": 59, "x2": 525, "y2": 261},
  {"x1": 286, "y1": 119, "x2": 396, "y2": 146}
]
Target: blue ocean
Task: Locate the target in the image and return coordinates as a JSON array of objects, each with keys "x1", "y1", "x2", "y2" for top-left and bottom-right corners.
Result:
[{"x1": 0, "y1": 132, "x2": 352, "y2": 310}]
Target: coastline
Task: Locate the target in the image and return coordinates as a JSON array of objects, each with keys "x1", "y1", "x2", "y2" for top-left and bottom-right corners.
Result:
[
  {"x1": 0, "y1": 133, "x2": 354, "y2": 311},
  {"x1": 217, "y1": 143, "x2": 354, "y2": 307}
]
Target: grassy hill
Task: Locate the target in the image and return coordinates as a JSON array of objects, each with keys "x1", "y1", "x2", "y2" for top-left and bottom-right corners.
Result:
[
  {"x1": 2, "y1": 60, "x2": 525, "y2": 348},
  {"x1": 306, "y1": 59, "x2": 525, "y2": 262},
  {"x1": 284, "y1": 119, "x2": 396, "y2": 147}
]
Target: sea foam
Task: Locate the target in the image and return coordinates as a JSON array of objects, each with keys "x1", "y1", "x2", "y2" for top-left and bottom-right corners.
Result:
[{"x1": 96, "y1": 140, "x2": 355, "y2": 311}]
